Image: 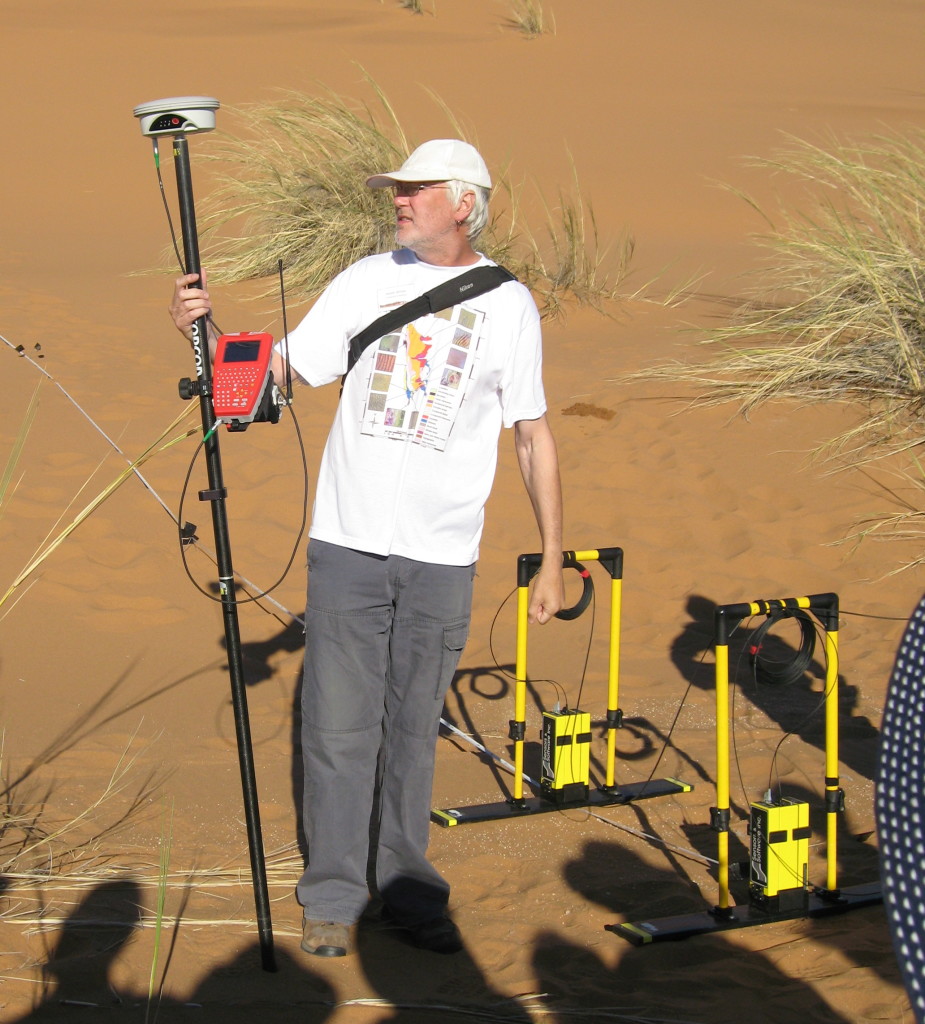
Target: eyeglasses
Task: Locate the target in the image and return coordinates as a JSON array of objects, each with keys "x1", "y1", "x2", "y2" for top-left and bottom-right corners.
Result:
[{"x1": 390, "y1": 182, "x2": 450, "y2": 198}]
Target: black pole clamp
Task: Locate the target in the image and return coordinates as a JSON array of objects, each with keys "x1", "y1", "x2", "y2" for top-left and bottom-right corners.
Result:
[{"x1": 710, "y1": 806, "x2": 730, "y2": 833}]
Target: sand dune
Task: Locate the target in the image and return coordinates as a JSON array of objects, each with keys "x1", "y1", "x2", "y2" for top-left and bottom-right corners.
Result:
[{"x1": 2, "y1": 2, "x2": 924, "y2": 1021}]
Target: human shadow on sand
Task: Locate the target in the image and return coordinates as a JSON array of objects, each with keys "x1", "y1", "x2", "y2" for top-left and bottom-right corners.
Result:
[
  {"x1": 532, "y1": 838, "x2": 863, "y2": 1024},
  {"x1": 356, "y1": 906, "x2": 534, "y2": 1024},
  {"x1": 17, "y1": 878, "x2": 337, "y2": 1023},
  {"x1": 13, "y1": 873, "x2": 535, "y2": 1023},
  {"x1": 19, "y1": 878, "x2": 144, "y2": 1019}
]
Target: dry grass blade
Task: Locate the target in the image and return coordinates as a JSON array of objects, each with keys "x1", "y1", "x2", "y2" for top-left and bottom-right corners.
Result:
[
  {"x1": 4, "y1": 841, "x2": 305, "y2": 907},
  {"x1": 146, "y1": 802, "x2": 173, "y2": 1024},
  {"x1": 527, "y1": 161, "x2": 636, "y2": 319},
  {"x1": 0, "y1": 380, "x2": 41, "y2": 519},
  {"x1": 0, "y1": 406, "x2": 197, "y2": 613},
  {"x1": 839, "y1": 460, "x2": 925, "y2": 576}
]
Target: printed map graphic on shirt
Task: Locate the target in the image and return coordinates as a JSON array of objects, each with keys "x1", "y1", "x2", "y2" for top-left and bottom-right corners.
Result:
[
  {"x1": 361, "y1": 304, "x2": 484, "y2": 451},
  {"x1": 404, "y1": 324, "x2": 432, "y2": 398}
]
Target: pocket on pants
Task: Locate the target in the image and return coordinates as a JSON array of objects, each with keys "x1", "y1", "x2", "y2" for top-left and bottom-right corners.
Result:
[{"x1": 435, "y1": 623, "x2": 469, "y2": 700}]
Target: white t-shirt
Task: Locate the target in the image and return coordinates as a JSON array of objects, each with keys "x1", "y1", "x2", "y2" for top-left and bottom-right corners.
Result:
[{"x1": 283, "y1": 249, "x2": 546, "y2": 565}]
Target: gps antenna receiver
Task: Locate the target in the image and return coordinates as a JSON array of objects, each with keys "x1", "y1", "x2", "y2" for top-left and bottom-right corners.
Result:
[{"x1": 133, "y1": 96, "x2": 220, "y2": 138}]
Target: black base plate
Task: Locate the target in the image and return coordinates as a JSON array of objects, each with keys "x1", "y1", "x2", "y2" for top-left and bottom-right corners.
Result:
[
  {"x1": 431, "y1": 777, "x2": 691, "y2": 827},
  {"x1": 608, "y1": 882, "x2": 883, "y2": 945}
]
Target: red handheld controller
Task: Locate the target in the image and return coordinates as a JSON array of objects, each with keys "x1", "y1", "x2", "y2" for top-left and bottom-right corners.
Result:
[{"x1": 212, "y1": 332, "x2": 274, "y2": 423}]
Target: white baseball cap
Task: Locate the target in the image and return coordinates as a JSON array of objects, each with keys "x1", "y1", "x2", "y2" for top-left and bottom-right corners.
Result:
[{"x1": 366, "y1": 139, "x2": 492, "y2": 189}]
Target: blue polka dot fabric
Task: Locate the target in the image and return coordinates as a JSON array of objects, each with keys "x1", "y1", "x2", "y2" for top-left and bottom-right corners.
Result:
[{"x1": 878, "y1": 593, "x2": 925, "y2": 1023}]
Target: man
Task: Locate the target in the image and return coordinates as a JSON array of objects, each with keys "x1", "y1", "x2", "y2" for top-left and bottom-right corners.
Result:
[{"x1": 170, "y1": 139, "x2": 565, "y2": 957}]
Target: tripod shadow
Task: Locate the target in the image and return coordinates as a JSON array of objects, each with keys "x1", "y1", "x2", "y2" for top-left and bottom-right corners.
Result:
[
  {"x1": 670, "y1": 595, "x2": 879, "y2": 783},
  {"x1": 238, "y1": 616, "x2": 306, "y2": 688},
  {"x1": 440, "y1": 661, "x2": 526, "y2": 798}
]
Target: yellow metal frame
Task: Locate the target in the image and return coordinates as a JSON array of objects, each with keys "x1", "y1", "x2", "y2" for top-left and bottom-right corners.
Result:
[
  {"x1": 712, "y1": 593, "x2": 841, "y2": 914},
  {"x1": 432, "y1": 545, "x2": 690, "y2": 827},
  {"x1": 511, "y1": 548, "x2": 623, "y2": 803},
  {"x1": 607, "y1": 589, "x2": 878, "y2": 944}
]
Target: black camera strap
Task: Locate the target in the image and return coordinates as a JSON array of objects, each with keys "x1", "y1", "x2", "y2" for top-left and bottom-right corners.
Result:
[{"x1": 345, "y1": 264, "x2": 516, "y2": 377}]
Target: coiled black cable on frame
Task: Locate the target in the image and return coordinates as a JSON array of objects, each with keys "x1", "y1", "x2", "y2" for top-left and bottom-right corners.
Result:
[{"x1": 747, "y1": 607, "x2": 817, "y2": 687}]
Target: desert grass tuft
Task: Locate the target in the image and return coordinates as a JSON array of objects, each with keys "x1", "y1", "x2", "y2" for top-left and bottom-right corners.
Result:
[
  {"x1": 619, "y1": 129, "x2": 925, "y2": 570},
  {"x1": 196, "y1": 85, "x2": 631, "y2": 321},
  {"x1": 506, "y1": 0, "x2": 552, "y2": 38},
  {"x1": 0, "y1": 729, "x2": 163, "y2": 884},
  {"x1": 527, "y1": 163, "x2": 636, "y2": 319},
  {"x1": 199, "y1": 88, "x2": 405, "y2": 303},
  {"x1": 625, "y1": 130, "x2": 925, "y2": 468}
]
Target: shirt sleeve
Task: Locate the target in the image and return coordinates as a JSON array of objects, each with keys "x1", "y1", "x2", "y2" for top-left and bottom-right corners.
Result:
[
  {"x1": 498, "y1": 285, "x2": 547, "y2": 428},
  {"x1": 278, "y1": 263, "x2": 365, "y2": 388}
]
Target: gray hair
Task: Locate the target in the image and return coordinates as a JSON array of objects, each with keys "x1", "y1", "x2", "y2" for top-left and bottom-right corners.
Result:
[{"x1": 446, "y1": 179, "x2": 490, "y2": 243}]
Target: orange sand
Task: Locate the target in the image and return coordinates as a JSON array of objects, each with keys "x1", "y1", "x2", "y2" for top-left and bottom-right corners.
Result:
[{"x1": 2, "y1": 2, "x2": 924, "y2": 1021}]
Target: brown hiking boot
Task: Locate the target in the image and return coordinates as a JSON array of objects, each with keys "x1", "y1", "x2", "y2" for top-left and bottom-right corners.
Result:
[{"x1": 301, "y1": 918, "x2": 352, "y2": 957}]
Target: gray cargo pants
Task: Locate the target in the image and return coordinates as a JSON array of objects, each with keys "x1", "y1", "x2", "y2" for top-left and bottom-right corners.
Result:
[{"x1": 296, "y1": 539, "x2": 474, "y2": 926}]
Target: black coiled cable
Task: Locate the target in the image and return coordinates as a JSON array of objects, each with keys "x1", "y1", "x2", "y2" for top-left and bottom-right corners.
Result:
[{"x1": 747, "y1": 608, "x2": 817, "y2": 686}]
